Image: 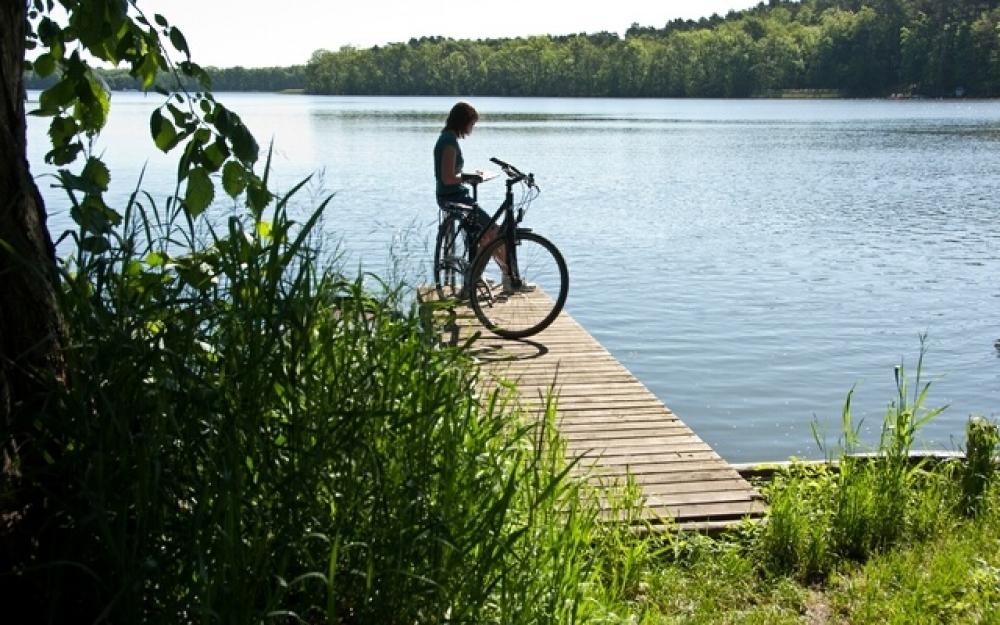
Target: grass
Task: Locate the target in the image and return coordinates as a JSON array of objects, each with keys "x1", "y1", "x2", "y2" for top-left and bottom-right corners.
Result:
[
  {"x1": 828, "y1": 504, "x2": 1000, "y2": 624},
  {"x1": 575, "y1": 356, "x2": 1000, "y2": 624},
  {"x1": 4, "y1": 172, "x2": 607, "y2": 624},
  {"x1": 577, "y1": 482, "x2": 1000, "y2": 624},
  {"x1": 4, "y1": 161, "x2": 999, "y2": 623},
  {"x1": 753, "y1": 347, "x2": 959, "y2": 582}
]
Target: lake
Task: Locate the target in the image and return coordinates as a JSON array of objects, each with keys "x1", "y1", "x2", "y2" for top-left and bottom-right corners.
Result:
[{"x1": 26, "y1": 92, "x2": 1000, "y2": 463}]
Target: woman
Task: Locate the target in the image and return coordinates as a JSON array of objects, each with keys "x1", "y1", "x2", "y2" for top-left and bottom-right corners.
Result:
[
  {"x1": 434, "y1": 101, "x2": 509, "y2": 286},
  {"x1": 434, "y1": 101, "x2": 486, "y2": 220}
]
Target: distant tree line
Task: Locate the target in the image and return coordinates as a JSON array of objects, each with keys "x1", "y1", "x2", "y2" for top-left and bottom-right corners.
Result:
[
  {"x1": 22, "y1": 0, "x2": 1000, "y2": 98},
  {"x1": 25, "y1": 65, "x2": 307, "y2": 92},
  {"x1": 305, "y1": 0, "x2": 1000, "y2": 97}
]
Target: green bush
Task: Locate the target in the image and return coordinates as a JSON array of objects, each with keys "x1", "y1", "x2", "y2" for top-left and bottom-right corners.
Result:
[
  {"x1": 9, "y1": 177, "x2": 599, "y2": 623},
  {"x1": 960, "y1": 416, "x2": 1000, "y2": 517},
  {"x1": 755, "y1": 351, "x2": 957, "y2": 581}
]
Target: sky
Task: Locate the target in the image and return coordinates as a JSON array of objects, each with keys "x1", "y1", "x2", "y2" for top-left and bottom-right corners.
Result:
[{"x1": 136, "y1": 0, "x2": 765, "y2": 68}]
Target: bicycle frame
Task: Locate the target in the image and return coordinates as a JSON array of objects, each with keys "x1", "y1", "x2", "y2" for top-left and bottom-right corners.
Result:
[{"x1": 463, "y1": 176, "x2": 527, "y2": 287}]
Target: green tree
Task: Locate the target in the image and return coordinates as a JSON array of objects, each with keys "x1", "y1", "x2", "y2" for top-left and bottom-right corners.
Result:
[
  {"x1": 2, "y1": 1, "x2": 270, "y2": 608},
  {"x1": 298, "y1": 0, "x2": 1000, "y2": 98},
  {"x1": 970, "y1": 8, "x2": 1000, "y2": 94},
  {"x1": 900, "y1": 11, "x2": 933, "y2": 91}
]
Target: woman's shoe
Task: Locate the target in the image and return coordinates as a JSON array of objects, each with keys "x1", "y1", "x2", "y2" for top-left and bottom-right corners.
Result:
[{"x1": 502, "y1": 274, "x2": 536, "y2": 295}]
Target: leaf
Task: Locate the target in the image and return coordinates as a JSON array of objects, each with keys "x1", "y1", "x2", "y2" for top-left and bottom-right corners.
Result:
[
  {"x1": 81, "y1": 157, "x2": 111, "y2": 192},
  {"x1": 71, "y1": 195, "x2": 122, "y2": 234},
  {"x1": 154, "y1": 14, "x2": 168, "y2": 28},
  {"x1": 203, "y1": 137, "x2": 231, "y2": 170},
  {"x1": 178, "y1": 61, "x2": 211, "y2": 89},
  {"x1": 37, "y1": 77, "x2": 77, "y2": 114},
  {"x1": 230, "y1": 123, "x2": 259, "y2": 164},
  {"x1": 146, "y1": 252, "x2": 166, "y2": 267},
  {"x1": 47, "y1": 115, "x2": 78, "y2": 148},
  {"x1": 212, "y1": 107, "x2": 232, "y2": 135},
  {"x1": 134, "y1": 52, "x2": 159, "y2": 90},
  {"x1": 74, "y1": 72, "x2": 110, "y2": 131},
  {"x1": 150, "y1": 109, "x2": 178, "y2": 152},
  {"x1": 176, "y1": 139, "x2": 202, "y2": 181},
  {"x1": 37, "y1": 17, "x2": 63, "y2": 46},
  {"x1": 257, "y1": 220, "x2": 273, "y2": 238},
  {"x1": 166, "y1": 103, "x2": 188, "y2": 126},
  {"x1": 192, "y1": 128, "x2": 211, "y2": 145},
  {"x1": 221, "y1": 161, "x2": 247, "y2": 198},
  {"x1": 169, "y1": 27, "x2": 190, "y2": 58},
  {"x1": 184, "y1": 167, "x2": 214, "y2": 217},
  {"x1": 246, "y1": 179, "x2": 272, "y2": 215},
  {"x1": 33, "y1": 53, "x2": 57, "y2": 77},
  {"x1": 46, "y1": 142, "x2": 83, "y2": 166},
  {"x1": 80, "y1": 235, "x2": 111, "y2": 254}
]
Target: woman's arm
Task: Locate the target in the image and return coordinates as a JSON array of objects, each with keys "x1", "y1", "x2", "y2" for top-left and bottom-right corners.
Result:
[{"x1": 439, "y1": 145, "x2": 462, "y2": 185}]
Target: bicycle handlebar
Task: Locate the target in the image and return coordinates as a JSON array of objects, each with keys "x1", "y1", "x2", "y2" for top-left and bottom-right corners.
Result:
[{"x1": 490, "y1": 157, "x2": 537, "y2": 189}]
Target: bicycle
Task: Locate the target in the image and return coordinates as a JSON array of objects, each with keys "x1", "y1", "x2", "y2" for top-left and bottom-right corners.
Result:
[{"x1": 433, "y1": 157, "x2": 569, "y2": 339}]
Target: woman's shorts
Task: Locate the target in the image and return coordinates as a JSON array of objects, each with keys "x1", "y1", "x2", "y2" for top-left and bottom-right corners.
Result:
[{"x1": 437, "y1": 194, "x2": 492, "y2": 231}]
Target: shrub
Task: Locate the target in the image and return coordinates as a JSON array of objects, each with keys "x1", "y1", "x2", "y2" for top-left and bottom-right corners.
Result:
[
  {"x1": 960, "y1": 416, "x2": 1000, "y2": 516},
  {"x1": 7, "y1": 177, "x2": 599, "y2": 624},
  {"x1": 755, "y1": 348, "x2": 954, "y2": 581}
]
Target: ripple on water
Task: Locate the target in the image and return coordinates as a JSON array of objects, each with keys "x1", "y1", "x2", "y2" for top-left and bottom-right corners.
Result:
[{"x1": 27, "y1": 94, "x2": 1000, "y2": 463}]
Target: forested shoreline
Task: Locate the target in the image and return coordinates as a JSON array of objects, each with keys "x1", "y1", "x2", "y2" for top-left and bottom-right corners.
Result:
[
  {"x1": 24, "y1": 0, "x2": 1000, "y2": 97},
  {"x1": 25, "y1": 64, "x2": 307, "y2": 93},
  {"x1": 304, "y1": 0, "x2": 1000, "y2": 98}
]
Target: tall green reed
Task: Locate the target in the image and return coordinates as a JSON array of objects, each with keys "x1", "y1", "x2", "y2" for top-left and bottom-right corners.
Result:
[
  {"x1": 830, "y1": 347, "x2": 947, "y2": 559},
  {"x1": 960, "y1": 416, "x2": 999, "y2": 517},
  {"x1": 756, "y1": 345, "x2": 955, "y2": 581},
  {"x1": 15, "y1": 169, "x2": 600, "y2": 624}
]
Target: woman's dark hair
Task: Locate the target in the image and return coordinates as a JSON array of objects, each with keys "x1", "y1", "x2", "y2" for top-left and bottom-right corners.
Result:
[{"x1": 444, "y1": 101, "x2": 479, "y2": 138}]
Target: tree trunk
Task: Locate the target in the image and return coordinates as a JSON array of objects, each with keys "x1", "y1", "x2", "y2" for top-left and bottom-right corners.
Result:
[
  {"x1": 0, "y1": 0, "x2": 66, "y2": 420},
  {"x1": 1, "y1": 0, "x2": 67, "y2": 578}
]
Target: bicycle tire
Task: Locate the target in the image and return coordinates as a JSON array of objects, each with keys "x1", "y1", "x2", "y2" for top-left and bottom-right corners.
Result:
[
  {"x1": 467, "y1": 230, "x2": 569, "y2": 338},
  {"x1": 433, "y1": 214, "x2": 469, "y2": 299}
]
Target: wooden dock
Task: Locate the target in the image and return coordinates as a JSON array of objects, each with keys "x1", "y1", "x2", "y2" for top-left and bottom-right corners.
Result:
[{"x1": 423, "y1": 288, "x2": 764, "y2": 531}]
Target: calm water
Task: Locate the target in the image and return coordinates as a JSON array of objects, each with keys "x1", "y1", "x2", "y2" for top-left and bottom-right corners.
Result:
[{"x1": 27, "y1": 93, "x2": 1000, "y2": 462}]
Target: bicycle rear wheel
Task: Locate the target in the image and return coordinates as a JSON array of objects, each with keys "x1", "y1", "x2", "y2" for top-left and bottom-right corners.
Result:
[
  {"x1": 468, "y1": 230, "x2": 568, "y2": 338},
  {"x1": 433, "y1": 214, "x2": 470, "y2": 299}
]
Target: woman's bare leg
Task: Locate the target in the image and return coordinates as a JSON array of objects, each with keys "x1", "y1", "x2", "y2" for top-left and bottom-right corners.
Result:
[{"x1": 479, "y1": 225, "x2": 507, "y2": 274}]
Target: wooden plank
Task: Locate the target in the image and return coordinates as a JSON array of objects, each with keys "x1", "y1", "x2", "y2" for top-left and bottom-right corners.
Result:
[
  {"x1": 481, "y1": 387, "x2": 658, "y2": 400},
  {"x1": 558, "y1": 423, "x2": 686, "y2": 435},
  {"x1": 585, "y1": 469, "x2": 747, "y2": 486},
  {"x1": 580, "y1": 461, "x2": 738, "y2": 477},
  {"x1": 601, "y1": 500, "x2": 766, "y2": 522},
  {"x1": 485, "y1": 374, "x2": 640, "y2": 386},
  {"x1": 565, "y1": 435, "x2": 706, "y2": 450},
  {"x1": 642, "y1": 490, "x2": 757, "y2": 507},
  {"x1": 577, "y1": 451, "x2": 723, "y2": 466},
  {"x1": 624, "y1": 479, "x2": 755, "y2": 496},
  {"x1": 556, "y1": 424, "x2": 701, "y2": 434},
  {"x1": 420, "y1": 287, "x2": 764, "y2": 530},
  {"x1": 647, "y1": 500, "x2": 767, "y2": 521},
  {"x1": 486, "y1": 379, "x2": 651, "y2": 391},
  {"x1": 598, "y1": 489, "x2": 755, "y2": 510},
  {"x1": 554, "y1": 413, "x2": 679, "y2": 423}
]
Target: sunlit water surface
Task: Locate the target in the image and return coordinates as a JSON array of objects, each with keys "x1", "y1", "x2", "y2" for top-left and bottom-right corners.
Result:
[{"x1": 27, "y1": 93, "x2": 1000, "y2": 462}]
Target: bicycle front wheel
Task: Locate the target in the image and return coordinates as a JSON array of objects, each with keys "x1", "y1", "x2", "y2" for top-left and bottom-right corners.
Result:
[
  {"x1": 433, "y1": 214, "x2": 469, "y2": 299},
  {"x1": 468, "y1": 230, "x2": 569, "y2": 338}
]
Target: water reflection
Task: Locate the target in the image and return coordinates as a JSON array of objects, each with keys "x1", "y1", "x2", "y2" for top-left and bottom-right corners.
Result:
[{"x1": 26, "y1": 92, "x2": 1000, "y2": 463}]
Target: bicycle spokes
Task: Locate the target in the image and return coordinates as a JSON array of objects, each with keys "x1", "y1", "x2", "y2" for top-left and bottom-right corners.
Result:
[{"x1": 468, "y1": 231, "x2": 568, "y2": 338}]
